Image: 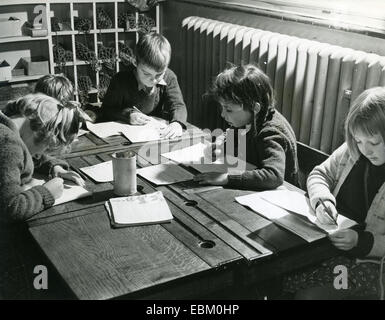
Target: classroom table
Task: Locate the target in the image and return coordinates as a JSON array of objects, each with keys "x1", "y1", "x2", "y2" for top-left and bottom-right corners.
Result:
[{"x1": 26, "y1": 125, "x2": 338, "y2": 300}]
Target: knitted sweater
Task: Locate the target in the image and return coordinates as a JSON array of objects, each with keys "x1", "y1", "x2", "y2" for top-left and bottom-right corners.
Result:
[
  {"x1": 100, "y1": 65, "x2": 187, "y2": 127},
  {"x1": 307, "y1": 143, "x2": 385, "y2": 259},
  {"x1": 227, "y1": 110, "x2": 299, "y2": 190},
  {"x1": 0, "y1": 112, "x2": 68, "y2": 222}
]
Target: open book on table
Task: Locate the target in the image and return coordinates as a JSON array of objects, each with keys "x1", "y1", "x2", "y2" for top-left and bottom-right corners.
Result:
[{"x1": 235, "y1": 187, "x2": 357, "y2": 242}]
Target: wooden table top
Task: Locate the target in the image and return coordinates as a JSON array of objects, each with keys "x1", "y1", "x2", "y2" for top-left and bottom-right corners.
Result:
[{"x1": 28, "y1": 126, "x2": 337, "y2": 300}]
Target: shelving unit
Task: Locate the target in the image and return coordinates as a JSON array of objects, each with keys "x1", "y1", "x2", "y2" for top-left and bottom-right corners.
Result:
[{"x1": 0, "y1": 0, "x2": 161, "y2": 104}]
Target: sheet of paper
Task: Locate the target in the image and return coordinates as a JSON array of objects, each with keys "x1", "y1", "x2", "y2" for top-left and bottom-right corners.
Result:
[
  {"x1": 258, "y1": 189, "x2": 357, "y2": 234},
  {"x1": 161, "y1": 142, "x2": 209, "y2": 164},
  {"x1": 86, "y1": 121, "x2": 126, "y2": 139},
  {"x1": 105, "y1": 191, "x2": 173, "y2": 226},
  {"x1": 80, "y1": 161, "x2": 113, "y2": 182},
  {"x1": 235, "y1": 189, "x2": 357, "y2": 242},
  {"x1": 87, "y1": 119, "x2": 168, "y2": 142},
  {"x1": 23, "y1": 178, "x2": 92, "y2": 206},
  {"x1": 235, "y1": 190, "x2": 289, "y2": 220},
  {"x1": 137, "y1": 164, "x2": 194, "y2": 185},
  {"x1": 161, "y1": 143, "x2": 255, "y2": 174},
  {"x1": 120, "y1": 126, "x2": 161, "y2": 143}
]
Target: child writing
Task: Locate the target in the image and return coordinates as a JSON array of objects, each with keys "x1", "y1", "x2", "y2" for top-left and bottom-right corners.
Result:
[
  {"x1": 100, "y1": 32, "x2": 187, "y2": 139},
  {"x1": 283, "y1": 87, "x2": 385, "y2": 299},
  {"x1": 0, "y1": 93, "x2": 88, "y2": 221},
  {"x1": 194, "y1": 64, "x2": 299, "y2": 190}
]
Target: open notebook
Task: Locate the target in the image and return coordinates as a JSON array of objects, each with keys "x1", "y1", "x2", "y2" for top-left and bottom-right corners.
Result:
[
  {"x1": 236, "y1": 188, "x2": 357, "y2": 242},
  {"x1": 105, "y1": 191, "x2": 173, "y2": 227},
  {"x1": 23, "y1": 177, "x2": 92, "y2": 206}
]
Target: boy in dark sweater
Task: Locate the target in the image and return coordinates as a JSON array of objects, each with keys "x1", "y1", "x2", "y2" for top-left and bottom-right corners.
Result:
[
  {"x1": 194, "y1": 64, "x2": 299, "y2": 190},
  {"x1": 100, "y1": 32, "x2": 187, "y2": 139}
]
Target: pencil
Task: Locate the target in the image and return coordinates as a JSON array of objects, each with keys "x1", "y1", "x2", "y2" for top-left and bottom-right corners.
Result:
[{"x1": 319, "y1": 198, "x2": 338, "y2": 225}]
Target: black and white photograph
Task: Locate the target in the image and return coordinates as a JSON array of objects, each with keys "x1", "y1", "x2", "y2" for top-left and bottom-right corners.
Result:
[{"x1": 0, "y1": 0, "x2": 385, "y2": 305}]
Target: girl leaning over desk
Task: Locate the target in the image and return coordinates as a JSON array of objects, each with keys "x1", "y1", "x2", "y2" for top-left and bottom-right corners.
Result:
[
  {"x1": 282, "y1": 87, "x2": 385, "y2": 300},
  {"x1": 0, "y1": 93, "x2": 88, "y2": 299}
]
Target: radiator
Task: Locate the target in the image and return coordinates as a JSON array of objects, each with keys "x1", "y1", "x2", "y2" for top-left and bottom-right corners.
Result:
[{"x1": 181, "y1": 16, "x2": 385, "y2": 154}]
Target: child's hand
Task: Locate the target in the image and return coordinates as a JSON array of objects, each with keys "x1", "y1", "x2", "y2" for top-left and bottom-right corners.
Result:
[
  {"x1": 160, "y1": 122, "x2": 183, "y2": 138},
  {"x1": 316, "y1": 200, "x2": 338, "y2": 225},
  {"x1": 129, "y1": 112, "x2": 152, "y2": 125},
  {"x1": 194, "y1": 172, "x2": 229, "y2": 185},
  {"x1": 43, "y1": 177, "x2": 64, "y2": 199},
  {"x1": 328, "y1": 229, "x2": 358, "y2": 250},
  {"x1": 53, "y1": 166, "x2": 85, "y2": 187}
]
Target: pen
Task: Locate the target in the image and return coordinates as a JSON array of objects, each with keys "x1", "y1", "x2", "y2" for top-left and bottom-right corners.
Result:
[{"x1": 319, "y1": 198, "x2": 338, "y2": 225}]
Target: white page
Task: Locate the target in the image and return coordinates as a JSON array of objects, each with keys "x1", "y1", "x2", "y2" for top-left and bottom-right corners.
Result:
[
  {"x1": 137, "y1": 164, "x2": 194, "y2": 185},
  {"x1": 161, "y1": 142, "x2": 209, "y2": 164},
  {"x1": 259, "y1": 189, "x2": 357, "y2": 233},
  {"x1": 80, "y1": 160, "x2": 113, "y2": 182},
  {"x1": 236, "y1": 191, "x2": 289, "y2": 220},
  {"x1": 23, "y1": 178, "x2": 92, "y2": 206},
  {"x1": 87, "y1": 119, "x2": 168, "y2": 141},
  {"x1": 120, "y1": 126, "x2": 161, "y2": 143},
  {"x1": 236, "y1": 189, "x2": 357, "y2": 242},
  {"x1": 105, "y1": 191, "x2": 173, "y2": 226},
  {"x1": 86, "y1": 121, "x2": 126, "y2": 139}
]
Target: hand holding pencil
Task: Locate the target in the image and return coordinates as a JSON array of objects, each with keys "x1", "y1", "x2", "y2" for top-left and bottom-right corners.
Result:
[
  {"x1": 316, "y1": 199, "x2": 338, "y2": 226},
  {"x1": 129, "y1": 106, "x2": 153, "y2": 125}
]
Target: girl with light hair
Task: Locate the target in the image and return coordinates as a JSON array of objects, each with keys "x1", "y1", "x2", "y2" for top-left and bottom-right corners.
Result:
[
  {"x1": 1, "y1": 93, "x2": 89, "y2": 220},
  {"x1": 282, "y1": 86, "x2": 385, "y2": 300}
]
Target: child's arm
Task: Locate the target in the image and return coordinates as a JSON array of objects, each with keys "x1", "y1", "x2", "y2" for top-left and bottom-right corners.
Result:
[
  {"x1": 33, "y1": 154, "x2": 69, "y2": 178},
  {"x1": 0, "y1": 140, "x2": 55, "y2": 221},
  {"x1": 162, "y1": 70, "x2": 187, "y2": 128},
  {"x1": 227, "y1": 129, "x2": 287, "y2": 190}
]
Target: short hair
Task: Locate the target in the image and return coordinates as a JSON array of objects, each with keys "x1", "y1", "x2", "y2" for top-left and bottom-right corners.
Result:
[
  {"x1": 135, "y1": 32, "x2": 171, "y2": 72},
  {"x1": 34, "y1": 74, "x2": 74, "y2": 104},
  {"x1": 345, "y1": 86, "x2": 385, "y2": 160},
  {"x1": 209, "y1": 64, "x2": 275, "y2": 131},
  {"x1": 5, "y1": 93, "x2": 88, "y2": 152}
]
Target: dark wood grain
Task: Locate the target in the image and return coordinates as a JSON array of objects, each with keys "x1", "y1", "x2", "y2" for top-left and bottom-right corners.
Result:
[
  {"x1": 27, "y1": 125, "x2": 337, "y2": 300},
  {"x1": 30, "y1": 205, "x2": 210, "y2": 300}
]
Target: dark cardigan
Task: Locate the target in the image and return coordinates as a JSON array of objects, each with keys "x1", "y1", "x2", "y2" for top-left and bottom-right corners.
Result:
[
  {"x1": 227, "y1": 110, "x2": 299, "y2": 190},
  {"x1": 0, "y1": 112, "x2": 68, "y2": 222},
  {"x1": 100, "y1": 65, "x2": 187, "y2": 127}
]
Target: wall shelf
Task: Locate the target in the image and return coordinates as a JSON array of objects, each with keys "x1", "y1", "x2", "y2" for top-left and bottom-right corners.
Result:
[
  {"x1": 0, "y1": 36, "x2": 49, "y2": 44},
  {"x1": 0, "y1": 0, "x2": 160, "y2": 104}
]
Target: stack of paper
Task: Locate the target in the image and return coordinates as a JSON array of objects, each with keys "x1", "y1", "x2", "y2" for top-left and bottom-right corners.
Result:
[
  {"x1": 235, "y1": 189, "x2": 357, "y2": 242},
  {"x1": 105, "y1": 191, "x2": 173, "y2": 227}
]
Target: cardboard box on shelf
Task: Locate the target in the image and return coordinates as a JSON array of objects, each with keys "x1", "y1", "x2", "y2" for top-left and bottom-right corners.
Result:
[
  {"x1": 0, "y1": 17, "x2": 22, "y2": 38},
  {"x1": 20, "y1": 57, "x2": 49, "y2": 76},
  {"x1": 0, "y1": 60, "x2": 12, "y2": 82}
]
